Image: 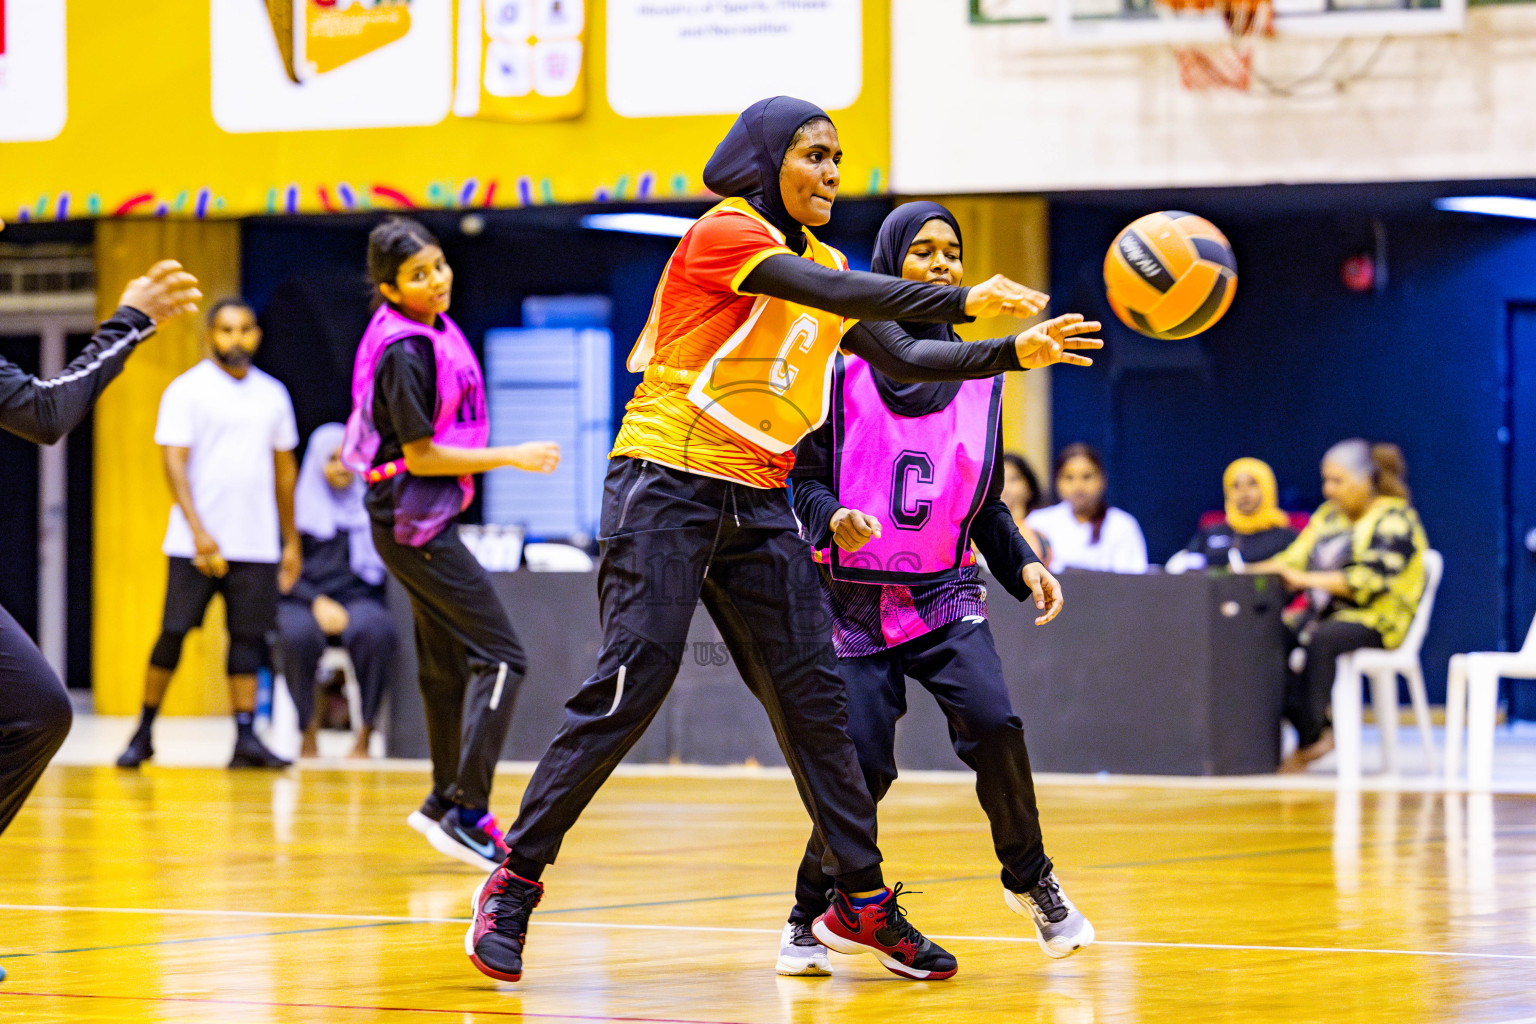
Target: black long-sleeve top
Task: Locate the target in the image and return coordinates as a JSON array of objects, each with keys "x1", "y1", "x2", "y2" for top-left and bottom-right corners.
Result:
[
  {"x1": 0, "y1": 306, "x2": 154, "y2": 445},
  {"x1": 789, "y1": 405, "x2": 1041, "y2": 605},
  {"x1": 742, "y1": 255, "x2": 1024, "y2": 382},
  {"x1": 283, "y1": 532, "x2": 387, "y2": 607}
]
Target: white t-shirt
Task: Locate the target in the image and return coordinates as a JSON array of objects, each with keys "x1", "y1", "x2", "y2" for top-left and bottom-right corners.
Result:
[
  {"x1": 156, "y1": 360, "x2": 299, "y2": 563},
  {"x1": 1025, "y1": 501, "x2": 1149, "y2": 574}
]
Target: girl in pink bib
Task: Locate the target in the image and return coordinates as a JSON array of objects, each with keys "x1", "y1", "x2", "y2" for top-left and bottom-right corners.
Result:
[
  {"x1": 345, "y1": 217, "x2": 560, "y2": 874},
  {"x1": 778, "y1": 202, "x2": 1096, "y2": 973}
]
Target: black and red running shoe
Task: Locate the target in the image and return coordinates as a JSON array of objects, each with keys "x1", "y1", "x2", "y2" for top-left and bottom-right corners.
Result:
[
  {"x1": 466, "y1": 866, "x2": 544, "y2": 982},
  {"x1": 812, "y1": 883, "x2": 957, "y2": 980}
]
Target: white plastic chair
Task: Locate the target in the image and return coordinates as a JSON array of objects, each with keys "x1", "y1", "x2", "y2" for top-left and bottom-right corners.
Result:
[
  {"x1": 1331, "y1": 549, "x2": 1443, "y2": 783},
  {"x1": 1444, "y1": 610, "x2": 1536, "y2": 789},
  {"x1": 318, "y1": 646, "x2": 366, "y2": 740}
]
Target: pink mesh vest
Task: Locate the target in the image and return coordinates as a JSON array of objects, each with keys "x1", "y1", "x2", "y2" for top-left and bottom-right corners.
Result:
[
  {"x1": 823, "y1": 354, "x2": 1003, "y2": 585},
  {"x1": 342, "y1": 304, "x2": 488, "y2": 546}
]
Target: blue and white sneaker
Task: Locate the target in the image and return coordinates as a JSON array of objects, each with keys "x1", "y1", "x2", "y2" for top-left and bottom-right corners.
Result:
[{"x1": 428, "y1": 811, "x2": 509, "y2": 871}]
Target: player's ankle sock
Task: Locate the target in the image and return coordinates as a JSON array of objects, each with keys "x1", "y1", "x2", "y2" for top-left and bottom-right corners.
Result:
[
  {"x1": 457, "y1": 805, "x2": 488, "y2": 828},
  {"x1": 847, "y1": 889, "x2": 890, "y2": 909},
  {"x1": 234, "y1": 711, "x2": 255, "y2": 740},
  {"x1": 135, "y1": 703, "x2": 161, "y2": 735}
]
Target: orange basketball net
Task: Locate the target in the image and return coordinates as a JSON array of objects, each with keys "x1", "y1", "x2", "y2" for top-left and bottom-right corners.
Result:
[{"x1": 1161, "y1": 0, "x2": 1274, "y2": 91}]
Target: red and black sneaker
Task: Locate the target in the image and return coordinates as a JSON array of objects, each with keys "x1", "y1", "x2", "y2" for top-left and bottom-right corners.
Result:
[
  {"x1": 466, "y1": 866, "x2": 544, "y2": 982},
  {"x1": 812, "y1": 883, "x2": 958, "y2": 980}
]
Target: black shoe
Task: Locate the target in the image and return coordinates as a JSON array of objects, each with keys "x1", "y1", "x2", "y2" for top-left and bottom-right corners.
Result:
[
  {"x1": 229, "y1": 735, "x2": 292, "y2": 768},
  {"x1": 116, "y1": 732, "x2": 154, "y2": 768},
  {"x1": 429, "y1": 811, "x2": 509, "y2": 871},
  {"x1": 467, "y1": 866, "x2": 544, "y2": 982},
  {"x1": 407, "y1": 793, "x2": 450, "y2": 836}
]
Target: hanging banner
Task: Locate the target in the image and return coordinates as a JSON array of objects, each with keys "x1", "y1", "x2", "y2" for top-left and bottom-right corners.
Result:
[{"x1": 2, "y1": 0, "x2": 886, "y2": 221}]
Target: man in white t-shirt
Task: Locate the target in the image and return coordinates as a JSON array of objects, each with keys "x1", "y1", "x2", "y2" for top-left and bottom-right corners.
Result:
[{"x1": 117, "y1": 299, "x2": 302, "y2": 769}]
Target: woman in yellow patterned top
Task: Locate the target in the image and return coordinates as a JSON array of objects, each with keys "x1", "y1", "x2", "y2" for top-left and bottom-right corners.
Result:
[{"x1": 1247, "y1": 440, "x2": 1428, "y2": 773}]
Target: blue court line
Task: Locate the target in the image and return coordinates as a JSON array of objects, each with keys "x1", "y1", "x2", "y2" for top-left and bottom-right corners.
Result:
[{"x1": 0, "y1": 920, "x2": 411, "y2": 961}]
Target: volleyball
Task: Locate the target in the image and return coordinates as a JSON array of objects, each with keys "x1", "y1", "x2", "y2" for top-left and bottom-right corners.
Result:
[{"x1": 1103, "y1": 211, "x2": 1238, "y2": 340}]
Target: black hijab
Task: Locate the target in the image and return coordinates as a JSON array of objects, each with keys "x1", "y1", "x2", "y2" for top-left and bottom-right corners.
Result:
[
  {"x1": 702, "y1": 96, "x2": 830, "y2": 253},
  {"x1": 866, "y1": 201, "x2": 966, "y2": 416}
]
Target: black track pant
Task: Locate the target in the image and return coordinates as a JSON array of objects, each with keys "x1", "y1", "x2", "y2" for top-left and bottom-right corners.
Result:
[
  {"x1": 503, "y1": 457, "x2": 885, "y2": 892},
  {"x1": 373, "y1": 522, "x2": 527, "y2": 809},
  {"x1": 0, "y1": 603, "x2": 73, "y2": 837},
  {"x1": 1287, "y1": 618, "x2": 1384, "y2": 748},
  {"x1": 791, "y1": 617, "x2": 1051, "y2": 922},
  {"x1": 276, "y1": 598, "x2": 398, "y2": 728}
]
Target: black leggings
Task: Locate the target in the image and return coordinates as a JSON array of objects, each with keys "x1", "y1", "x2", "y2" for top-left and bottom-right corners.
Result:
[
  {"x1": 791, "y1": 617, "x2": 1051, "y2": 921},
  {"x1": 0, "y1": 603, "x2": 73, "y2": 837},
  {"x1": 1286, "y1": 618, "x2": 1384, "y2": 748},
  {"x1": 150, "y1": 558, "x2": 278, "y2": 676},
  {"x1": 373, "y1": 522, "x2": 526, "y2": 810},
  {"x1": 502, "y1": 457, "x2": 885, "y2": 893}
]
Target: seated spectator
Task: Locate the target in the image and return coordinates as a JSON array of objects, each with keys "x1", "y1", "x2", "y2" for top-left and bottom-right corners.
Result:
[
  {"x1": 277, "y1": 423, "x2": 398, "y2": 758},
  {"x1": 1245, "y1": 440, "x2": 1428, "y2": 773},
  {"x1": 1180, "y1": 457, "x2": 1299, "y2": 568},
  {"x1": 999, "y1": 452, "x2": 1052, "y2": 564},
  {"x1": 1026, "y1": 443, "x2": 1147, "y2": 573}
]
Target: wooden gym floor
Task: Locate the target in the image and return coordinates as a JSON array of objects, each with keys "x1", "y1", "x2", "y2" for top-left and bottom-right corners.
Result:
[{"x1": 2, "y1": 765, "x2": 1534, "y2": 1023}]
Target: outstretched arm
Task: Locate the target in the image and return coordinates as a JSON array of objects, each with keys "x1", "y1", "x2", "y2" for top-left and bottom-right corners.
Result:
[
  {"x1": 0, "y1": 260, "x2": 200, "y2": 445},
  {"x1": 843, "y1": 315, "x2": 1102, "y2": 385},
  {"x1": 741, "y1": 254, "x2": 1051, "y2": 324}
]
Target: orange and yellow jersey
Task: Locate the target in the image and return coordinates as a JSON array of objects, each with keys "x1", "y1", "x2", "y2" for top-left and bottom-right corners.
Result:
[{"x1": 610, "y1": 198, "x2": 853, "y2": 489}]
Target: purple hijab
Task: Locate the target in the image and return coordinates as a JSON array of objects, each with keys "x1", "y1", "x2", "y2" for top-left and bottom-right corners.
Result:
[{"x1": 294, "y1": 423, "x2": 386, "y2": 586}]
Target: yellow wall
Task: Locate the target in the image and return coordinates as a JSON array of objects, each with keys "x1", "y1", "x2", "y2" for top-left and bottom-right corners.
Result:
[
  {"x1": 923, "y1": 196, "x2": 1053, "y2": 475},
  {"x1": 6, "y1": 1, "x2": 890, "y2": 220},
  {"x1": 93, "y1": 221, "x2": 242, "y2": 716}
]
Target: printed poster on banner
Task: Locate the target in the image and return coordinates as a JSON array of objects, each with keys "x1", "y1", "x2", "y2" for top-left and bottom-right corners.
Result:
[
  {"x1": 0, "y1": 0, "x2": 67, "y2": 142},
  {"x1": 454, "y1": 0, "x2": 587, "y2": 123},
  {"x1": 606, "y1": 0, "x2": 861, "y2": 117},
  {"x1": 211, "y1": 0, "x2": 454, "y2": 132}
]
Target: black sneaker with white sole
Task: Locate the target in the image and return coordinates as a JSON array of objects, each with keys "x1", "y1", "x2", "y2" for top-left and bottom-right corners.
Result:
[
  {"x1": 407, "y1": 793, "x2": 450, "y2": 836},
  {"x1": 428, "y1": 811, "x2": 510, "y2": 871}
]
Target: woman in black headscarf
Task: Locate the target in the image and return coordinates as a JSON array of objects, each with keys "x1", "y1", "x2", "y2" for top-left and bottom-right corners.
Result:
[
  {"x1": 778, "y1": 202, "x2": 1093, "y2": 977},
  {"x1": 466, "y1": 98, "x2": 1101, "y2": 987}
]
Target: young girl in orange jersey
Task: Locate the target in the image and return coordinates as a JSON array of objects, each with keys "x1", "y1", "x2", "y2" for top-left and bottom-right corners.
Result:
[{"x1": 466, "y1": 96, "x2": 1101, "y2": 985}]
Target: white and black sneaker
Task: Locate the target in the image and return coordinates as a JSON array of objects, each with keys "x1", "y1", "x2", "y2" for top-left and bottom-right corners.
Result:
[
  {"x1": 1004, "y1": 873, "x2": 1094, "y2": 959},
  {"x1": 407, "y1": 793, "x2": 449, "y2": 837},
  {"x1": 775, "y1": 920, "x2": 832, "y2": 977}
]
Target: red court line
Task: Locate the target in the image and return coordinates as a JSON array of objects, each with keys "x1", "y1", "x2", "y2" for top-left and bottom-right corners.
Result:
[{"x1": 0, "y1": 991, "x2": 758, "y2": 1024}]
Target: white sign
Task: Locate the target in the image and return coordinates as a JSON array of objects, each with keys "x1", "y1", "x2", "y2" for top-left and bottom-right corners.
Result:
[
  {"x1": 211, "y1": 0, "x2": 453, "y2": 134},
  {"x1": 606, "y1": 0, "x2": 861, "y2": 118},
  {"x1": 0, "y1": 0, "x2": 67, "y2": 143}
]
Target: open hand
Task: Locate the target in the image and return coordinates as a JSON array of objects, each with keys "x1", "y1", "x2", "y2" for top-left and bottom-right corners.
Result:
[
  {"x1": 1023, "y1": 562, "x2": 1064, "y2": 625},
  {"x1": 1014, "y1": 314, "x2": 1103, "y2": 369},
  {"x1": 830, "y1": 507, "x2": 881, "y2": 553},
  {"x1": 963, "y1": 275, "x2": 1050, "y2": 320},
  {"x1": 120, "y1": 260, "x2": 202, "y2": 324}
]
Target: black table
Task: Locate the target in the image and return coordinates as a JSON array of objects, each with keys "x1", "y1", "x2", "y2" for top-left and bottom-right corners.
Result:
[{"x1": 383, "y1": 568, "x2": 1287, "y2": 776}]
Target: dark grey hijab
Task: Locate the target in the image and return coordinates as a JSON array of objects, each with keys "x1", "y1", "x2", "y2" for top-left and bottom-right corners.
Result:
[
  {"x1": 702, "y1": 95, "x2": 831, "y2": 253},
  {"x1": 866, "y1": 201, "x2": 967, "y2": 416}
]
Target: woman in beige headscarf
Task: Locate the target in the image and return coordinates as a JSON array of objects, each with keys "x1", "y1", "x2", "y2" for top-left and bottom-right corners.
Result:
[{"x1": 1182, "y1": 457, "x2": 1298, "y2": 567}]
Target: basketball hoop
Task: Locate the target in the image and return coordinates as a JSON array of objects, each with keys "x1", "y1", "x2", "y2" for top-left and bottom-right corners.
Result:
[{"x1": 1161, "y1": 0, "x2": 1274, "y2": 91}]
